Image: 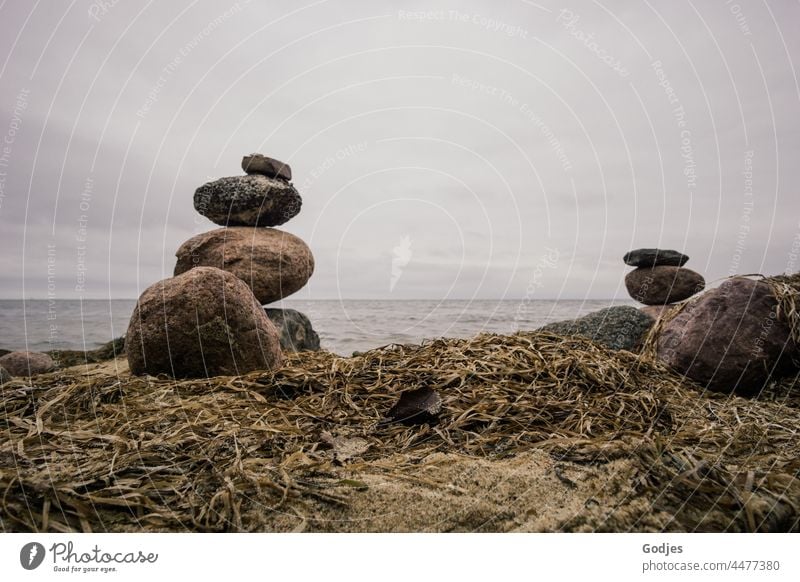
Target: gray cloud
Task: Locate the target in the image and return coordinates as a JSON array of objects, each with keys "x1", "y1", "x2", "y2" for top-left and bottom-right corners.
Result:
[{"x1": 1, "y1": 0, "x2": 798, "y2": 300}]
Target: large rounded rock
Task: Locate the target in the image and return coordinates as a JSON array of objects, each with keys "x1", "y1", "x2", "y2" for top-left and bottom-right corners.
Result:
[
  {"x1": 126, "y1": 267, "x2": 282, "y2": 378},
  {"x1": 0, "y1": 366, "x2": 11, "y2": 384},
  {"x1": 624, "y1": 248, "x2": 689, "y2": 268},
  {"x1": 174, "y1": 227, "x2": 314, "y2": 304},
  {"x1": 265, "y1": 308, "x2": 320, "y2": 352},
  {"x1": 538, "y1": 306, "x2": 653, "y2": 352},
  {"x1": 0, "y1": 351, "x2": 56, "y2": 376},
  {"x1": 625, "y1": 266, "x2": 704, "y2": 305},
  {"x1": 194, "y1": 175, "x2": 301, "y2": 227},
  {"x1": 656, "y1": 277, "x2": 798, "y2": 395}
]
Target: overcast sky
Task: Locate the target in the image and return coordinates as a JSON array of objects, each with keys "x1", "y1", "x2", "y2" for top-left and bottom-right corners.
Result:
[{"x1": 0, "y1": 0, "x2": 798, "y2": 300}]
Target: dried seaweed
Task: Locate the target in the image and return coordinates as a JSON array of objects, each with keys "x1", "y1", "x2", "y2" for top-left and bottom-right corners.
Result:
[{"x1": 1, "y1": 331, "x2": 799, "y2": 532}]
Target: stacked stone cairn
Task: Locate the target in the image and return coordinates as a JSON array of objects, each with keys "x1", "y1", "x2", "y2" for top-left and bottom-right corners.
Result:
[
  {"x1": 126, "y1": 154, "x2": 319, "y2": 379},
  {"x1": 623, "y1": 248, "x2": 705, "y2": 319}
]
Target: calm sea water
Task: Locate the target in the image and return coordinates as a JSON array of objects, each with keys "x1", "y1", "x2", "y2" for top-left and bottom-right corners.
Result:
[{"x1": 0, "y1": 299, "x2": 632, "y2": 356}]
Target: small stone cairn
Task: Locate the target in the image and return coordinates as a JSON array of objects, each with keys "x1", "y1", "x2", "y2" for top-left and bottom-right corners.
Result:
[
  {"x1": 178, "y1": 154, "x2": 320, "y2": 351},
  {"x1": 623, "y1": 248, "x2": 705, "y2": 318}
]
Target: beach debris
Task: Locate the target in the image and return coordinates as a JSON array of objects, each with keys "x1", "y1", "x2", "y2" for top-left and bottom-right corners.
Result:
[
  {"x1": 0, "y1": 366, "x2": 11, "y2": 385},
  {"x1": 241, "y1": 153, "x2": 292, "y2": 181},
  {"x1": 654, "y1": 276, "x2": 799, "y2": 395},
  {"x1": 126, "y1": 266, "x2": 282, "y2": 378},
  {"x1": 538, "y1": 306, "x2": 652, "y2": 351},
  {"x1": 0, "y1": 351, "x2": 55, "y2": 377},
  {"x1": 624, "y1": 248, "x2": 689, "y2": 268},
  {"x1": 385, "y1": 386, "x2": 442, "y2": 425},
  {"x1": 174, "y1": 226, "x2": 314, "y2": 305},
  {"x1": 625, "y1": 265, "x2": 705, "y2": 305},
  {"x1": 321, "y1": 431, "x2": 370, "y2": 463},
  {"x1": 194, "y1": 174, "x2": 301, "y2": 227},
  {"x1": 265, "y1": 308, "x2": 320, "y2": 352}
]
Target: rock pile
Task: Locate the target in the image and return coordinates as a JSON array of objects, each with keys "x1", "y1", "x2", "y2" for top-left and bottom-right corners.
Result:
[
  {"x1": 179, "y1": 154, "x2": 319, "y2": 351},
  {"x1": 624, "y1": 248, "x2": 704, "y2": 306}
]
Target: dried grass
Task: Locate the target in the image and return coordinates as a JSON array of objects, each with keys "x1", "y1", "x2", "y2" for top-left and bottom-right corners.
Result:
[{"x1": 1, "y1": 331, "x2": 799, "y2": 532}]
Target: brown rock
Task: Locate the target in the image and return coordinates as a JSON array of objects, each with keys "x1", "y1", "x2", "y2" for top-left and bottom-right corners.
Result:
[
  {"x1": 385, "y1": 386, "x2": 442, "y2": 425},
  {"x1": 174, "y1": 227, "x2": 314, "y2": 304},
  {"x1": 656, "y1": 277, "x2": 798, "y2": 395},
  {"x1": 626, "y1": 266, "x2": 704, "y2": 305},
  {"x1": 0, "y1": 351, "x2": 56, "y2": 376},
  {"x1": 242, "y1": 154, "x2": 292, "y2": 181},
  {"x1": 126, "y1": 266, "x2": 282, "y2": 378}
]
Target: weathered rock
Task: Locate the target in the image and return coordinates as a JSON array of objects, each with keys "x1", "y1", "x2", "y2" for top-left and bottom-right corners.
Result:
[
  {"x1": 194, "y1": 175, "x2": 301, "y2": 227},
  {"x1": 624, "y1": 248, "x2": 689, "y2": 268},
  {"x1": 241, "y1": 154, "x2": 292, "y2": 181},
  {"x1": 0, "y1": 351, "x2": 56, "y2": 376},
  {"x1": 656, "y1": 277, "x2": 798, "y2": 395},
  {"x1": 0, "y1": 366, "x2": 11, "y2": 384},
  {"x1": 126, "y1": 267, "x2": 282, "y2": 378},
  {"x1": 385, "y1": 386, "x2": 442, "y2": 425},
  {"x1": 625, "y1": 266, "x2": 704, "y2": 305},
  {"x1": 174, "y1": 227, "x2": 314, "y2": 304},
  {"x1": 265, "y1": 308, "x2": 320, "y2": 352},
  {"x1": 539, "y1": 306, "x2": 653, "y2": 351}
]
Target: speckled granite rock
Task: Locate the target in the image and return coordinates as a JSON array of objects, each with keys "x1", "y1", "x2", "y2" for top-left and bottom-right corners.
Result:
[
  {"x1": 538, "y1": 306, "x2": 654, "y2": 351},
  {"x1": 194, "y1": 175, "x2": 301, "y2": 227}
]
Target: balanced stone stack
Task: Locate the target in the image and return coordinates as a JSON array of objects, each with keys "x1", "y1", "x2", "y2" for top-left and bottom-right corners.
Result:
[
  {"x1": 176, "y1": 154, "x2": 319, "y2": 352},
  {"x1": 623, "y1": 248, "x2": 705, "y2": 314}
]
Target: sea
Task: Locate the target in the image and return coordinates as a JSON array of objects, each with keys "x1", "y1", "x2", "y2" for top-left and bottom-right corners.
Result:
[{"x1": 0, "y1": 299, "x2": 633, "y2": 356}]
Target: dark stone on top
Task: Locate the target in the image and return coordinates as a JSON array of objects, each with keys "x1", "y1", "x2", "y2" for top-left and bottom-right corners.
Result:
[
  {"x1": 624, "y1": 248, "x2": 689, "y2": 268},
  {"x1": 264, "y1": 308, "x2": 321, "y2": 352},
  {"x1": 538, "y1": 306, "x2": 654, "y2": 352},
  {"x1": 194, "y1": 175, "x2": 301, "y2": 227},
  {"x1": 242, "y1": 154, "x2": 292, "y2": 181}
]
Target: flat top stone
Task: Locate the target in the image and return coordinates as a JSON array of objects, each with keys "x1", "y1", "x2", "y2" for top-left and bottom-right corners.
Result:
[
  {"x1": 242, "y1": 154, "x2": 292, "y2": 181},
  {"x1": 624, "y1": 248, "x2": 689, "y2": 268}
]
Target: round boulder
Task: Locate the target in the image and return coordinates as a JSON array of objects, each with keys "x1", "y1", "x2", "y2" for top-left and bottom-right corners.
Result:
[
  {"x1": 538, "y1": 306, "x2": 654, "y2": 352},
  {"x1": 126, "y1": 266, "x2": 282, "y2": 378},
  {"x1": 623, "y1": 248, "x2": 689, "y2": 268},
  {"x1": 174, "y1": 227, "x2": 314, "y2": 304},
  {"x1": 265, "y1": 308, "x2": 321, "y2": 352},
  {"x1": 625, "y1": 266, "x2": 704, "y2": 305},
  {"x1": 194, "y1": 175, "x2": 301, "y2": 227},
  {"x1": 0, "y1": 351, "x2": 56, "y2": 376},
  {"x1": 656, "y1": 277, "x2": 798, "y2": 395},
  {"x1": 0, "y1": 366, "x2": 11, "y2": 384}
]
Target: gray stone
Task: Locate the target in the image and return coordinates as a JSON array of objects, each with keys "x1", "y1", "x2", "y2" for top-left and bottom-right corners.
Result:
[
  {"x1": 265, "y1": 308, "x2": 321, "y2": 352},
  {"x1": 242, "y1": 154, "x2": 292, "y2": 181},
  {"x1": 0, "y1": 366, "x2": 11, "y2": 384},
  {"x1": 0, "y1": 351, "x2": 56, "y2": 376},
  {"x1": 194, "y1": 175, "x2": 301, "y2": 227},
  {"x1": 539, "y1": 306, "x2": 654, "y2": 351},
  {"x1": 624, "y1": 248, "x2": 689, "y2": 268}
]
